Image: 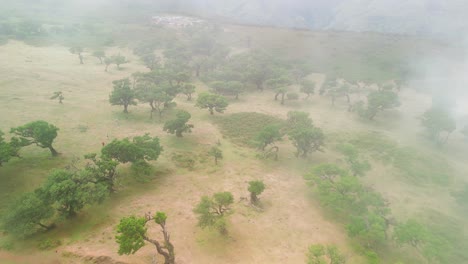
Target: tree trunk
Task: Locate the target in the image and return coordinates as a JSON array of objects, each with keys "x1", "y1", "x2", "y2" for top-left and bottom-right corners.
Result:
[
  {"x1": 209, "y1": 108, "x2": 214, "y2": 115},
  {"x1": 280, "y1": 94, "x2": 285, "y2": 105},
  {"x1": 99, "y1": 57, "x2": 103, "y2": 64},
  {"x1": 78, "y1": 54, "x2": 84, "y2": 64},
  {"x1": 274, "y1": 92, "x2": 279, "y2": 101},
  {"x1": 49, "y1": 146, "x2": 58, "y2": 156},
  {"x1": 214, "y1": 157, "x2": 218, "y2": 165},
  {"x1": 250, "y1": 192, "x2": 258, "y2": 204},
  {"x1": 105, "y1": 64, "x2": 109, "y2": 72},
  {"x1": 145, "y1": 237, "x2": 174, "y2": 264},
  {"x1": 187, "y1": 94, "x2": 192, "y2": 101},
  {"x1": 37, "y1": 222, "x2": 54, "y2": 230}
]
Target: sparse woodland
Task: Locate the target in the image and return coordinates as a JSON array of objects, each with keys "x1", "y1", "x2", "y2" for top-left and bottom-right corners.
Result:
[{"x1": 0, "y1": 2, "x2": 468, "y2": 264}]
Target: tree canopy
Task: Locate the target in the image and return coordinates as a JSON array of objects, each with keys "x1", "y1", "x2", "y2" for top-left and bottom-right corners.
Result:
[
  {"x1": 109, "y1": 78, "x2": 137, "y2": 113},
  {"x1": 420, "y1": 107, "x2": 456, "y2": 145},
  {"x1": 102, "y1": 134, "x2": 163, "y2": 165},
  {"x1": 194, "y1": 192, "x2": 234, "y2": 235},
  {"x1": 195, "y1": 92, "x2": 228, "y2": 115},
  {"x1": 163, "y1": 110, "x2": 194, "y2": 137},
  {"x1": 10, "y1": 120, "x2": 59, "y2": 156},
  {"x1": 286, "y1": 111, "x2": 324, "y2": 157}
]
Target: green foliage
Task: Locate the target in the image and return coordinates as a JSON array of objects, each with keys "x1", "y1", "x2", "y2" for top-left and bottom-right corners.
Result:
[
  {"x1": 195, "y1": 92, "x2": 229, "y2": 115},
  {"x1": 267, "y1": 77, "x2": 292, "y2": 104},
  {"x1": 1, "y1": 192, "x2": 54, "y2": 237},
  {"x1": 134, "y1": 73, "x2": 175, "y2": 118},
  {"x1": 10, "y1": 120, "x2": 59, "y2": 156},
  {"x1": 109, "y1": 78, "x2": 137, "y2": 113},
  {"x1": 420, "y1": 107, "x2": 456, "y2": 145},
  {"x1": 180, "y1": 84, "x2": 196, "y2": 101},
  {"x1": 286, "y1": 92, "x2": 299, "y2": 100},
  {"x1": 40, "y1": 169, "x2": 109, "y2": 217},
  {"x1": 358, "y1": 90, "x2": 400, "y2": 120},
  {"x1": 50, "y1": 91, "x2": 64, "y2": 103},
  {"x1": 215, "y1": 112, "x2": 285, "y2": 147},
  {"x1": 116, "y1": 216, "x2": 147, "y2": 255},
  {"x1": 307, "y1": 244, "x2": 347, "y2": 264},
  {"x1": 111, "y1": 54, "x2": 128, "y2": 69},
  {"x1": 163, "y1": 110, "x2": 194, "y2": 137},
  {"x1": 102, "y1": 134, "x2": 162, "y2": 165},
  {"x1": 211, "y1": 81, "x2": 244, "y2": 99},
  {"x1": 69, "y1": 46, "x2": 84, "y2": 64},
  {"x1": 171, "y1": 152, "x2": 196, "y2": 170},
  {"x1": 0, "y1": 130, "x2": 21, "y2": 166},
  {"x1": 305, "y1": 164, "x2": 391, "y2": 249},
  {"x1": 84, "y1": 153, "x2": 119, "y2": 192},
  {"x1": 208, "y1": 146, "x2": 223, "y2": 165},
  {"x1": 346, "y1": 132, "x2": 453, "y2": 185},
  {"x1": 141, "y1": 53, "x2": 160, "y2": 70},
  {"x1": 337, "y1": 143, "x2": 371, "y2": 176},
  {"x1": 37, "y1": 238, "x2": 61, "y2": 250},
  {"x1": 453, "y1": 184, "x2": 468, "y2": 212},
  {"x1": 300, "y1": 80, "x2": 316, "y2": 98},
  {"x1": 248, "y1": 180, "x2": 265, "y2": 204},
  {"x1": 394, "y1": 219, "x2": 429, "y2": 248},
  {"x1": 194, "y1": 192, "x2": 234, "y2": 235},
  {"x1": 92, "y1": 50, "x2": 105, "y2": 63},
  {"x1": 287, "y1": 111, "x2": 325, "y2": 157},
  {"x1": 254, "y1": 124, "x2": 283, "y2": 151}
]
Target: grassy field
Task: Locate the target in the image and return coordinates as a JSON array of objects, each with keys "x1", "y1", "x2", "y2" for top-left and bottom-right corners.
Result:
[{"x1": 0, "y1": 18, "x2": 467, "y2": 264}]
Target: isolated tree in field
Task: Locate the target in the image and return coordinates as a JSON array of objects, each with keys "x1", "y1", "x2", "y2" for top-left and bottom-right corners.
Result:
[
  {"x1": 358, "y1": 90, "x2": 400, "y2": 120},
  {"x1": 194, "y1": 192, "x2": 234, "y2": 235},
  {"x1": 267, "y1": 77, "x2": 291, "y2": 105},
  {"x1": 329, "y1": 84, "x2": 351, "y2": 107},
  {"x1": 337, "y1": 143, "x2": 370, "y2": 176},
  {"x1": 254, "y1": 125, "x2": 282, "y2": 151},
  {"x1": 0, "y1": 131, "x2": 21, "y2": 166},
  {"x1": 300, "y1": 80, "x2": 316, "y2": 99},
  {"x1": 50, "y1": 91, "x2": 64, "y2": 104},
  {"x1": 195, "y1": 92, "x2": 228, "y2": 115},
  {"x1": 1, "y1": 192, "x2": 54, "y2": 237},
  {"x1": 420, "y1": 107, "x2": 456, "y2": 145},
  {"x1": 208, "y1": 146, "x2": 223, "y2": 165},
  {"x1": 248, "y1": 180, "x2": 265, "y2": 205},
  {"x1": 40, "y1": 169, "x2": 109, "y2": 217},
  {"x1": 180, "y1": 83, "x2": 196, "y2": 101},
  {"x1": 142, "y1": 53, "x2": 160, "y2": 70},
  {"x1": 104, "y1": 57, "x2": 113, "y2": 72},
  {"x1": 109, "y1": 78, "x2": 137, "y2": 113},
  {"x1": 102, "y1": 134, "x2": 163, "y2": 165},
  {"x1": 211, "y1": 81, "x2": 244, "y2": 99},
  {"x1": 163, "y1": 110, "x2": 194, "y2": 137},
  {"x1": 10, "y1": 120, "x2": 59, "y2": 156},
  {"x1": 84, "y1": 153, "x2": 119, "y2": 192},
  {"x1": 307, "y1": 244, "x2": 347, "y2": 264},
  {"x1": 112, "y1": 54, "x2": 128, "y2": 70},
  {"x1": 116, "y1": 212, "x2": 175, "y2": 264},
  {"x1": 69, "y1": 46, "x2": 84, "y2": 64},
  {"x1": 92, "y1": 50, "x2": 105, "y2": 64}
]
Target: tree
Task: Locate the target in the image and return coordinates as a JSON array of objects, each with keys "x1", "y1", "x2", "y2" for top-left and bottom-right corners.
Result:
[
  {"x1": 267, "y1": 77, "x2": 291, "y2": 105},
  {"x1": 163, "y1": 110, "x2": 194, "y2": 137},
  {"x1": 104, "y1": 57, "x2": 113, "y2": 72},
  {"x1": 394, "y1": 219, "x2": 429, "y2": 248},
  {"x1": 180, "y1": 83, "x2": 195, "y2": 101},
  {"x1": 248, "y1": 180, "x2": 265, "y2": 205},
  {"x1": 254, "y1": 125, "x2": 282, "y2": 151},
  {"x1": 307, "y1": 244, "x2": 347, "y2": 264},
  {"x1": 211, "y1": 81, "x2": 244, "y2": 99},
  {"x1": 92, "y1": 50, "x2": 105, "y2": 64},
  {"x1": 134, "y1": 79, "x2": 174, "y2": 119},
  {"x1": 195, "y1": 92, "x2": 228, "y2": 115},
  {"x1": 337, "y1": 143, "x2": 371, "y2": 176},
  {"x1": 40, "y1": 169, "x2": 109, "y2": 217},
  {"x1": 69, "y1": 46, "x2": 84, "y2": 64},
  {"x1": 111, "y1": 55, "x2": 128, "y2": 70},
  {"x1": 10, "y1": 120, "x2": 59, "y2": 156},
  {"x1": 102, "y1": 134, "x2": 163, "y2": 165},
  {"x1": 208, "y1": 146, "x2": 223, "y2": 165},
  {"x1": 116, "y1": 212, "x2": 175, "y2": 264},
  {"x1": 109, "y1": 78, "x2": 137, "y2": 113},
  {"x1": 50, "y1": 91, "x2": 64, "y2": 104},
  {"x1": 193, "y1": 192, "x2": 234, "y2": 235},
  {"x1": 288, "y1": 124, "x2": 325, "y2": 158},
  {"x1": 360, "y1": 90, "x2": 400, "y2": 120},
  {"x1": 1, "y1": 192, "x2": 54, "y2": 237},
  {"x1": 0, "y1": 131, "x2": 21, "y2": 166},
  {"x1": 84, "y1": 153, "x2": 119, "y2": 192},
  {"x1": 420, "y1": 107, "x2": 456, "y2": 145},
  {"x1": 300, "y1": 80, "x2": 316, "y2": 99},
  {"x1": 142, "y1": 53, "x2": 160, "y2": 70}
]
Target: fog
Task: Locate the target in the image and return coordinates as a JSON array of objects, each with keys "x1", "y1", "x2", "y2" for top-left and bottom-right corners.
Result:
[{"x1": 0, "y1": 1, "x2": 467, "y2": 264}]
